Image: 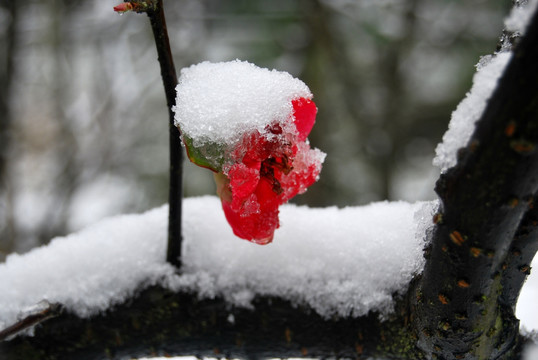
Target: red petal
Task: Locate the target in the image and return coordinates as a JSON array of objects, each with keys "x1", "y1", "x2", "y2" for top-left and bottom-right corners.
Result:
[
  {"x1": 218, "y1": 174, "x2": 282, "y2": 244},
  {"x1": 228, "y1": 162, "x2": 261, "y2": 211},
  {"x1": 255, "y1": 176, "x2": 281, "y2": 210},
  {"x1": 216, "y1": 98, "x2": 321, "y2": 244},
  {"x1": 221, "y1": 198, "x2": 278, "y2": 244},
  {"x1": 292, "y1": 98, "x2": 317, "y2": 142},
  {"x1": 276, "y1": 143, "x2": 322, "y2": 202}
]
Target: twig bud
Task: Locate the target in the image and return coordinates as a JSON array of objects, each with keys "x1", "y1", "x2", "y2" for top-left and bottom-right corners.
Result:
[{"x1": 113, "y1": 2, "x2": 134, "y2": 13}]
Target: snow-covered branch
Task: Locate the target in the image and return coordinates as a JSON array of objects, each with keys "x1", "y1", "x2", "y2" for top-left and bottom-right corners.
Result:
[{"x1": 414, "y1": 3, "x2": 538, "y2": 359}]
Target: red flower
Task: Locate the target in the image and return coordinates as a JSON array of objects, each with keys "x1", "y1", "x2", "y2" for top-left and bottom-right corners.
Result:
[
  {"x1": 213, "y1": 97, "x2": 322, "y2": 244},
  {"x1": 291, "y1": 98, "x2": 317, "y2": 142}
]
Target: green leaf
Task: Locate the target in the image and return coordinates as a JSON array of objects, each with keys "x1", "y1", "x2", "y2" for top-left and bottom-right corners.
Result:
[{"x1": 182, "y1": 135, "x2": 225, "y2": 172}]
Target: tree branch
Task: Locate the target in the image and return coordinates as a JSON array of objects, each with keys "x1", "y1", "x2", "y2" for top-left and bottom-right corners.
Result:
[
  {"x1": 146, "y1": 1, "x2": 183, "y2": 269},
  {"x1": 412, "y1": 7, "x2": 538, "y2": 360},
  {"x1": 500, "y1": 193, "x2": 538, "y2": 308},
  {"x1": 113, "y1": 1, "x2": 183, "y2": 268},
  {"x1": 0, "y1": 286, "x2": 423, "y2": 360},
  {"x1": 0, "y1": 302, "x2": 63, "y2": 342}
]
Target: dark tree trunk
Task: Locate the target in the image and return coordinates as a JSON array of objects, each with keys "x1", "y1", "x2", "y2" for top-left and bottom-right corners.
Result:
[
  {"x1": 411, "y1": 8, "x2": 538, "y2": 360},
  {"x1": 0, "y1": 288, "x2": 425, "y2": 360}
]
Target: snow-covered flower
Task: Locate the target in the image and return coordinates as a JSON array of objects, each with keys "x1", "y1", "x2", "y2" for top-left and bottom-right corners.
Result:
[{"x1": 174, "y1": 60, "x2": 325, "y2": 244}]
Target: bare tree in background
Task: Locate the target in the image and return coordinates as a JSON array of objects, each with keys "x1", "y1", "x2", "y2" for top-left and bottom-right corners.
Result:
[
  {"x1": 0, "y1": 0, "x2": 508, "y2": 258},
  {"x1": 0, "y1": 1, "x2": 18, "y2": 258}
]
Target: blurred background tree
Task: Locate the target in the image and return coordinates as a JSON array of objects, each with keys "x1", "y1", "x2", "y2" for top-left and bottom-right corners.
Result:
[{"x1": 0, "y1": 0, "x2": 510, "y2": 258}]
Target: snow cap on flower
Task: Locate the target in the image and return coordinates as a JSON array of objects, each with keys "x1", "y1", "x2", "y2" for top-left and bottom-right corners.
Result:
[
  {"x1": 173, "y1": 60, "x2": 325, "y2": 244},
  {"x1": 174, "y1": 60, "x2": 313, "y2": 168}
]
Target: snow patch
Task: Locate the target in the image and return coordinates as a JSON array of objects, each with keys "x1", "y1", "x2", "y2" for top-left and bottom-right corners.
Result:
[
  {"x1": 0, "y1": 206, "x2": 172, "y2": 330},
  {"x1": 432, "y1": 52, "x2": 511, "y2": 172},
  {"x1": 505, "y1": 0, "x2": 538, "y2": 33},
  {"x1": 517, "y1": 256, "x2": 538, "y2": 332},
  {"x1": 0, "y1": 196, "x2": 436, "y2": 330},
  {"x1": 433, "y1": 0, "x2": 538, "y2": 172},
  {"x1": 168, "y1": 197, "x2": 437, "y2": 318},
  {"x1": 173, "y1": 60, "x2": 312, "y2": 149}
]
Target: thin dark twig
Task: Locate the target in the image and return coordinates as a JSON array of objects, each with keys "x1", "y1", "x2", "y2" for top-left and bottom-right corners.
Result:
[
  {"x1": 0, "y1": 302, "x2": 63, "y2": 342},
  {"x1": 146, "y1": 0, "x2": 183, "y2": 269}
]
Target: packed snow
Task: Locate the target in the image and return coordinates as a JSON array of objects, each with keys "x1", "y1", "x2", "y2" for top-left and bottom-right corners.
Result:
[
  {"x1": 167, "y1": 198, "x2": 436, "y2": 317},
  {"x1": 434, "y1": 0, "x2": 537, "y2": 172},
  {"x1": 432, "y1": 52, "x2": 512, "y2": 172},
  {"x1": 0, "y1": 197, "x2": 436, "y2": 331},
  {"x1": 173, "y1": 59, "x2": 312, "y2": 150},
  {"x1": 0, "y1": 205, "x2": 171, "y2": 328},
  {"x1": 505, "y1": 0, "x2": 538, "y2": 33}
]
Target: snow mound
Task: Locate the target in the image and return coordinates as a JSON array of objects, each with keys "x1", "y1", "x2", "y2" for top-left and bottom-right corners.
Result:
[
  {"x1": 433, "y1": 0, "x2": 538, "y2": 173},
  {"x1": 505, "y1": 0, "x2": 538, "y2": 33},
  {"x1": 170, "y1": 197, "x2": 437, "y2": 318},
  {"x1": 173, "y1": 59, "x2": 312, "y2": 149},
  {"x1": 433, "y1": 52, "x2": 511, "y2": 172},
  {"x1": 0, "y1": 205, "x2": 172, "y2": 330},
  {"x1": 0, "y1": 197, "x2": 436, "y2": 330}
]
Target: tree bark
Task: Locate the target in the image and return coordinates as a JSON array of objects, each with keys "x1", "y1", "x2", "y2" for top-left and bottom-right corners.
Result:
[
  {"x1": 412, "y1": 7, "x2": 538, "y2": 360},
  {"x1": 146, "y1": 0, "x2": 183, "y2": 269},
  {"x1": 0, "y1": 286, "x2": 425, "y2": 360}
]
